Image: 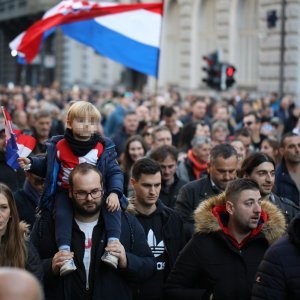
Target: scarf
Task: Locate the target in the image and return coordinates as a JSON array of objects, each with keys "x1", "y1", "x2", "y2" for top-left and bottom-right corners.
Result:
[
  {"x1": 187, "y1": 149, "x2": 208, "y2": 180},
  {"x1": 64, "y1": 128, "x2": 105, "y2": 157}
]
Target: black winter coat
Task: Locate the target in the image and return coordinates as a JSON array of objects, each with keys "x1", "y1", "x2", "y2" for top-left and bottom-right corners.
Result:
[
  {"x1": 270, "y1": 193, "x2": 299, "y2": 224},
  {"x1": 134, "y1": 200, "x2": 186, "y2": 300},
  {"x1": 159, "y1": 175, "x2": 187, "y2": 209},
  {"x1": 31, "y1": 210, "x2": 156, "y2": 300},
  {"x1": 14, "y1": 189, "x2": 38, "y2": 229},
  {"x1": 166, "y1": 194, "x2": 286, "y2": 300},
  {"x1": 175, "y1": 176, "x2": 221, "y2": 239},
  {"x1": 26, "y1": 240, "x2": 44, "y2": 282},
  {"x1": 0, "y1": 152, "x2": 25, "y2": 192},
  {"x1": 252, "y1": 214, "x2": 300, "y2": 300}
]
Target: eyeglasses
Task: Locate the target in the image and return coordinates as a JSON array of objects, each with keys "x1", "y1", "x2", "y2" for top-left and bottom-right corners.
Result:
[
  {"x1": 74, "y1": 189, "x2": 103, "y2": 200},
  {"x1": 243, "y1": 121, "x2": 253, "y2": 126}
]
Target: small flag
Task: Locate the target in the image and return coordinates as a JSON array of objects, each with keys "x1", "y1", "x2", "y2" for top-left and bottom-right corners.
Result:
[
  {"x1": 2, "y1": 107, "x2": 19, "y2": 169},
  {"x1": 1, "y1": 107, "x2": 36, "y2": 169},
  {"x1": 14, "y1": 130, "x2": 36, "y2": 158}
]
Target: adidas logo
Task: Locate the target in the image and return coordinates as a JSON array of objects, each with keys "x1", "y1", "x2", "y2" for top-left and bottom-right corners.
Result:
[{"x1": 147, "y1": 229, "x2": 165, "y2": 258}]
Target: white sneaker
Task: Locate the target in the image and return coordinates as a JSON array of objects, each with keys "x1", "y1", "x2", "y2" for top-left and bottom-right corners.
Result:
[
  {"x1": 60, "y1": 259, "x2": 77, "y2": 276},
  {"x1": 101, "y1": 251, "x2": 118, "y2": 269}
]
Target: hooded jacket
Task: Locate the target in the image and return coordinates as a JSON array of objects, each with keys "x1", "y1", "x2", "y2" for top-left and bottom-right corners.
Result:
[
  {"x1": 28, "y1": 135, "x2": 124, "y2": 211},
  {"x1": 166, "y1": 193, "x2": 286, "y2": 300},
  {"x1": 132, "y1": 200, "x2": 186, "y2": 300},
  {"x1": 252, "y1": 214, "x2": 300, "y2": 300}
]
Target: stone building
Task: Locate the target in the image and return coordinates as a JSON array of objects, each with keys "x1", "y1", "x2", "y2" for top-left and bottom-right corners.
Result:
[
  {"x1": 1, "y1": 0, "x2": 300, "y2": 101},
  {"x1": 158, "y1": 0, "x2": 300, "y2": 101}
]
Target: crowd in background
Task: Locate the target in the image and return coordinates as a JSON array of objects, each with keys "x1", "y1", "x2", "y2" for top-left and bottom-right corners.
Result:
[{"x1": 0, "y1": 81, "x2": 300, "y2": 300}]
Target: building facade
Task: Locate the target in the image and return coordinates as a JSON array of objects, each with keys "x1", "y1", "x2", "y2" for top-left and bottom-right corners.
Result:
[
  {"x1": 158, "y1": 0, "x2": 300, "y2": 101},
  {"x1": 1, "y1": 0, "x2": 300, "y2": 100}
]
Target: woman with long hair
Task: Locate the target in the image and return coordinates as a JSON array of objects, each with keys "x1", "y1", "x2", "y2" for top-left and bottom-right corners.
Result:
[
  {"x1": 121, "y1": 135, "x2": 147, "y2": 197},
  {"x1": 0, "y1": 183, "x2": 42, "y2": 280}
]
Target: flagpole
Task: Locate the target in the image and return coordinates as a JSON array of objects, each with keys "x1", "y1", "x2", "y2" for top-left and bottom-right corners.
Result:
[
  {"x1": 154, "y1": 0, "x2": 165, "y2": 96},
  {"x1": 1, "y1": 106, "x2": 13, "y2": 133}
]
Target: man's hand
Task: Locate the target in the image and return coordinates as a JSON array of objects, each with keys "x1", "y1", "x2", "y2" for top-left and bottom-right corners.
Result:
[
  {"x1": 17, "y1": 157, "x2": 31, "y2": 170},
  {"x1": 105, "y1": 240, "x2": 127, "y2": 269},
  {"x1": 106, "y1": 193, "x2": 120, "y2": 212},
  {"x1": 52, "y1": 251, "x2": 74, "y2": 275}
]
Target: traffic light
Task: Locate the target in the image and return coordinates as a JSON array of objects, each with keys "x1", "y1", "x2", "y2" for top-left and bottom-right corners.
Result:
[
  {"x1": 224, "y1": 64, "x2": 236, "y2": 89},
  {"x1": 202, "y1": 51, "x2": 220, "y2": 89},
  {"x1": 202, "y1": 52, "x2": 236, "y2": 90}
]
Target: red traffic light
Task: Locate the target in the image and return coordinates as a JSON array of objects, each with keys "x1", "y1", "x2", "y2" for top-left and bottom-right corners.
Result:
[{"x1": 226, "y1": 67, "x2": 235, "y2": 77}]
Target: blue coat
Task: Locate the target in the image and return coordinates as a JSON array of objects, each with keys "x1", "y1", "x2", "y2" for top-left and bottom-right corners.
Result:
[
  {"x1": 29, "y1": 135, "x2": 124, "y2": 211},
  {"x1": 275, "y1": 160, "x2": 300, "y2": 206}
]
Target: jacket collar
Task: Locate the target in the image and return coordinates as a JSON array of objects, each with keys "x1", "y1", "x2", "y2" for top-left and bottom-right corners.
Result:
[
  {"x1": 211, "y1": 204, "x2": 267, "y2": 249},
  {"x1": 194, "y1": 193, "x2": 286, "y2": 245}
]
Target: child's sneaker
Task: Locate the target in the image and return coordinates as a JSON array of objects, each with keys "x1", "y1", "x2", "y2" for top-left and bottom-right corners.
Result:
[
  {"x1": 60, "y1": 258, "x2": 77, "y2": 276},
  {"x1": 101, "y1": 251, "x2": 118, "y2": 269}
]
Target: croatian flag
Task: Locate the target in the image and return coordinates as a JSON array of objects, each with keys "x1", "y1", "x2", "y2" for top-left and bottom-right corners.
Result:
[
  {"x1": 9, "y1": 1, "x2": 163, "y2": 77},
  {"x1": 1, "y1": 107, "x2": 36, "y2": 170}
]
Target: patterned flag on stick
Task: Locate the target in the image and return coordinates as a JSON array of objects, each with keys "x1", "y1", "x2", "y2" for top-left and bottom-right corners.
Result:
[{"x1": 1, "y1": 107, "x2": 36, "y2": 169}]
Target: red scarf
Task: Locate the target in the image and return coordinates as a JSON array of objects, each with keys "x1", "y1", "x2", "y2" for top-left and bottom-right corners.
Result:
[
  {"x1": 212, "y1": 205, "x2": 268, "y2": 249},
  {"x1": 187, "y1": 149, "x2": 208, "y2": 179}
]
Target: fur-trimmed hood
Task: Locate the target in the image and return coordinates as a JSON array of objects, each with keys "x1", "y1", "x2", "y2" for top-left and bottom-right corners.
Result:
[{"x1": 194, "y1": 193, "x2": 286, "y2": 245}]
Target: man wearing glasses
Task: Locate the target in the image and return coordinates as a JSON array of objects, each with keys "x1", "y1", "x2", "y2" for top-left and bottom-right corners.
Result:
[
  {"x1": 242, "y1": 112, "x2": 267, "y2": 151},
  {"x1": 31, "y1": 163, "x2": 156, "y2": 300}
]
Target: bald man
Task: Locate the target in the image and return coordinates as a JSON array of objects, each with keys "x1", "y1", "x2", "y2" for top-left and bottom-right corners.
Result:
[{"x1": 0, "y1": 268, "x2": 44, "y2": 300}]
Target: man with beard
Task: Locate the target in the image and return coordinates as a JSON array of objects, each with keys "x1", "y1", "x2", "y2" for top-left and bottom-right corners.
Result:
[
  {"x1": 241, "y1": 152, "x2": 299, "y2": 224},
  {"x1": 242, "y1": 112, "x2": 267, "y2": 151},
  {"x1": 166, "y1": 178, "x2": 286, "y2": 300},
  {"x1": 176, "y1": 143, "x2": 238, "y2": 239},
  {"x1": 30, "y1": 163, "x2": 156, "y2": 300},
  {"x1": 275, "y1": 132, "x2": 300, "y2": 206}
]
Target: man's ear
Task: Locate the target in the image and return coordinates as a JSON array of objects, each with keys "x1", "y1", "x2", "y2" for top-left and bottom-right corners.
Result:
[
  {"x1": 130, "y1": 178, "x2": 136, "y2": 188},
  {"x1": 226, "y1": 201, "x2": 234, "y2": 215},
  {"x1": 69, "y1": 188, "x2": 72, "y2": 199}
]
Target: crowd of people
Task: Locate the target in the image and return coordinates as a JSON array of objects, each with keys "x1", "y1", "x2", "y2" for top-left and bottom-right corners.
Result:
[{"x1": 0, "y1": 82, "x2": 300, "y2": 299}]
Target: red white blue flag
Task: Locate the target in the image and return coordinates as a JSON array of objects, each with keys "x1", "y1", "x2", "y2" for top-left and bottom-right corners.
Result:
[
  {"x1": 1, "y1": 107, "x2": 36, "y2": 169},
  {"x1": 9, "y1": 1, "x2": 163, "y2": 77}
]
